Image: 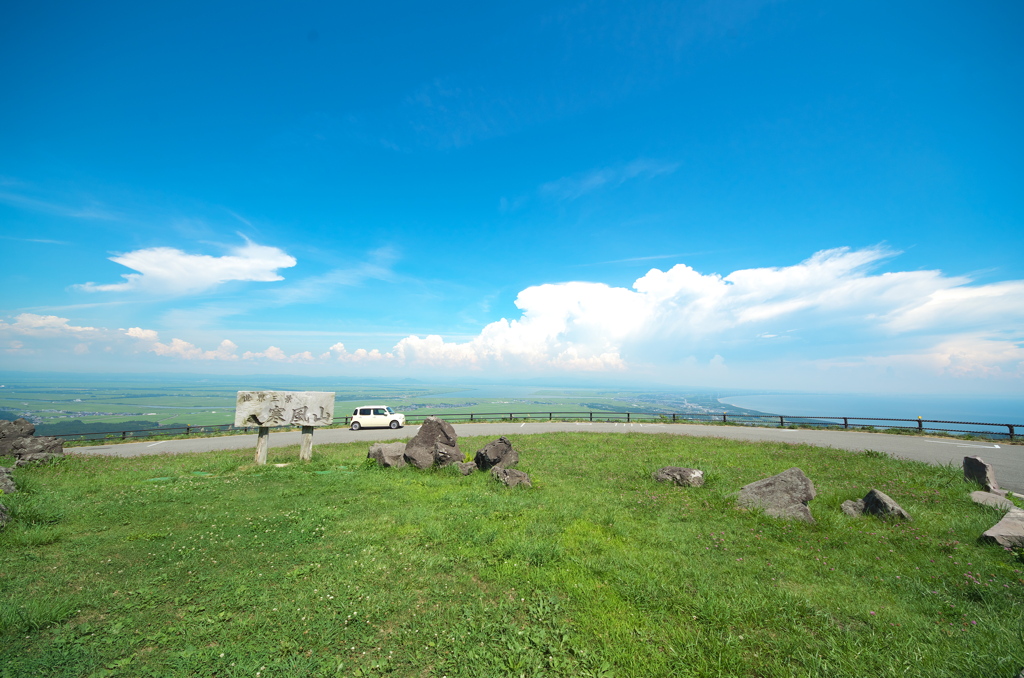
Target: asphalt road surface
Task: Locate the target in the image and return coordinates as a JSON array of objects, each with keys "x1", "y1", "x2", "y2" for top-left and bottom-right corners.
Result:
[{"x1": 73, "y1": 421, "x2": 1023, "y2": 493}]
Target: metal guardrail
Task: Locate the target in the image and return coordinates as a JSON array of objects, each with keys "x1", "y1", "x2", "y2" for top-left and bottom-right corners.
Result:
[{"x1": 50, "y1": 411, "x2": 1021, "y2": 442}]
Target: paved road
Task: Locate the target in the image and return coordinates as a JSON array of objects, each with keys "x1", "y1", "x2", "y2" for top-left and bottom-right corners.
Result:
[{"x1": 73, "y1": 421, "x2": 1024, "y2": 493}]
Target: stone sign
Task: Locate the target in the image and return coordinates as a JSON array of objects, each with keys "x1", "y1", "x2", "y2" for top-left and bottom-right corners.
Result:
[
  {"x1": 235, "y1": 391, "x2": 336, "y2": 464},
  {"x1": 234, "y1": 391, "x2": 335, "y2": 428}
]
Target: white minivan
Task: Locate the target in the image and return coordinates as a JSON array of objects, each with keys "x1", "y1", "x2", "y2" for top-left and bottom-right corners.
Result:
[{"x1": 350, "y1": 406, "x2": 405, "y2": 430}]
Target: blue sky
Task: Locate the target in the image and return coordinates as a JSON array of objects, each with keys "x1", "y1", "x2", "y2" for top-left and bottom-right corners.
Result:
[{"x1": 1, "y1": 1, "x2": 1022, "y2": 394}]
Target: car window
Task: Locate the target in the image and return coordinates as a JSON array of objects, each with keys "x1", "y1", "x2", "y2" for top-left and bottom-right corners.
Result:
[
  {"x1": 352, "y1": 409, "x2": 359, "y2": 416},
  {"x1": 373, "y1": 408, "x2": 386, "y2": 416},
  {"x1": 359, "y1": 408, "x2": 372, "y2": 416},
  {"x1": 385, "y1": 407, "x2": 394, "y2": 414}
]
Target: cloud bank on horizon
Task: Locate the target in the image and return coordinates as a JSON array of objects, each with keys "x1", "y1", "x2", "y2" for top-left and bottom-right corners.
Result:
[{"x1": 3, "y1": 245, "x2": 1021, "y2": 391}]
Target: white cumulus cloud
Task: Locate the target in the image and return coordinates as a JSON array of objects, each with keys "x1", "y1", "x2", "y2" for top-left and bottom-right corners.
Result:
[
  {"x1": 242, "y1": 346, "x2": 319, "y2": 362},
  {"x1": 78, "y1": 239, "x2": 296, "y2": 295},
  {"x1": 363, "y1": 246, "x2": 1024, "y2": 374},
  {"x1": 327, "y1": 342, "x2": 392, "y2": 362},
  {"x1": 150, "y1": 338, "x2": 239, "y2": 361},
  {"x1": 125, "y1": 327, "x2": 159, "y2": 341},
  {"x1": 0, "y1": 313, "x2": 97, "y2": 336}
]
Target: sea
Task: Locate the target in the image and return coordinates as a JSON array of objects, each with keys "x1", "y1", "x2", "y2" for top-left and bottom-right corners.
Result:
[{"x1": 717, "y1": 393, "x2": 1024, "y2": 436}]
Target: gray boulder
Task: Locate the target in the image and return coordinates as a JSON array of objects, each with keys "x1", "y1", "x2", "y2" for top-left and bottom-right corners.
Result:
[
  {"x1": 971, "y1": 490, "x2": 1015, "y2": 511},
  {"x1": 368, "y1": 442, "x2": 407, "y2": 468},
  {"x1": 842, "y1": 489, "x2": 911, "y2": 521},
  {"x1": 981, "y1": 506, "x2": 1024, "y2": 548},
  {"x1": 652, "y1": 467, "x2": 704, "y2": 487},
  {"x1": 0, "y1": 466, "x2": 15, "y2": 494},
  {"x1": 0, "y1": 418, "x2": 34, "y2": 455},
  {"x1": 963, "y1": 456, "x2": 1000, "y2": 493},
  {"x1": 12, "y1": 436, "x2": 64, "y2": 467},
  {"x1": 0, "y1": 502, "x2": 8, "y2": 527},
  {"x1": 491, "y1": 467, "x2": 532, "y2": 488},
  {"x1": 456, "y1": 461, "x2": 477, "y2": 476},
  {"x1": 404, "y1": 417, "x2": 461, "y2": 469},
  {"x1": 474, "y1": 436, "x2": 518, "y2": 470},
  {"x1": 972, "y1": 490, "x2": 1024, "y2": 548},
  {"x1": 433, "y1": 441, "x2": 465, "y2": 468},
  {"x1": 736, "y1": 467, "x2": 816, "y2": 523}
]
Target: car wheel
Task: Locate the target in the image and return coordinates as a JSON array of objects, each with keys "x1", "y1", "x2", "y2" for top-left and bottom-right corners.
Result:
[
  {"x1": 389, "y1": 420, "x2": 399, "y2": 429},
  {"x1": 351, "y1": 421, "x2": 361, "y2": 431}
]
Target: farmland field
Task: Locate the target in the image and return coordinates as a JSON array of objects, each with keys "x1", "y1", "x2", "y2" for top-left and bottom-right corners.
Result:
[{"x1": 0, "y1": 373, "x2": 767, "y2": 437}]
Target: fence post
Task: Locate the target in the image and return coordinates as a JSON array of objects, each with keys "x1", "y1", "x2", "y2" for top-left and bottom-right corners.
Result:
[
  {"x1": 121, "y1": 430, "x2": 126, "y2": 440},
  {"x1": 470, "y1": 413, "x2": 474, "y2": 422},
  {"x1": 843, "y1": 417, "x2": 848, "y2": 429},
  {"x1": 590, "y1": 412, "x2": 593, "y2": 422},
  {"x1": 1009, "y1": 424, "x2": 1015, "y2": 442},
  {"x1": 509, "y1": 413, "x2": 513, "y2": 421},
  {"x1": 722, "y1": 414, "x2": 727, "y2": 423},
  {"x1": 186, "y1": 426, "x2": 190, "y2": 436},
  {"x1": 672, "y1": 413, "x2": 677, "y2": 422},
  {"x1": 917, "y1": 417, "x2": 923, "y2": 431},
  {"x1": 627, "y1": 412, "x2": 631, "y2": 423},
  {"x1": 779, "y1": 416, "x2": 784, "y2": 427}
]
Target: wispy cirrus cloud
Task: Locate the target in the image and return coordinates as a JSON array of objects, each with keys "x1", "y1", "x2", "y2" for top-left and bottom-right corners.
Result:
[
  {"x1": 263, "y1": 246, "x2": 399, "y2": 306},
  {"x1": 0, "y1": 189, "x2": 123, "y2": 221},
  {"x1": 0, "y1": 234, "x2": 71, "y2": 245},
  {"x1": 77, "y1": 238, "x2": 297, "y2": 296},
  {"x1": 539, "y1": 159, "x2": 679, "y2": 201}
]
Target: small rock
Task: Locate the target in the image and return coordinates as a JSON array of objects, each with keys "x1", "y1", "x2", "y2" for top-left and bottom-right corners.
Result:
[
  {"x1": 841, "y1": 499, "x2": 865, "y2": 517},
  {"x1": 0, "y1": 466, "x2": 15, "y2": 494},
  {"x1": 491, "y1": 467, "x2": 531, "y2": 488},
  {"x1": 736, "y1": 467, "x2": 816, "y2": 523},
  {"x1": 652, "y1": 467, "x2": 704, "y2": 487},
  {"x1": 12, "y1": 436, "x2": 64, "y2": 467},
  {"x1": 404, "y1": 417, "x2": 460, "y2": 469},
  {"x1": 963, "y1": 456, "x2": 1000, "y2": 493},
  {"x1": 0, "y1": 418, "x2": 35, "y2": 456},
  {"x1": 862, "y1": 489, "x2": 911, "y2": 521},
  {"x1": 474, "y1": 436, "x2": 518, "y2": 470},
  {"x1": 0, "y1": 502, "x2": 8, "y2": 527},
  {"x1": 456, "y1": 461, "x2": 477, "y2": 476},
  {"x1": 368, "y1": 442, "x2": 407, "y2": 468},
  {"x1": 841, "y1": 490, "x2": 910, "y2": 521}
]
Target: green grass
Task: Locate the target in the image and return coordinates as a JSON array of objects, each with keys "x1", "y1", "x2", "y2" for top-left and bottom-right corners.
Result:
[{"x1": 1, "y1": 433, "x2": 1022, "y2": 677}]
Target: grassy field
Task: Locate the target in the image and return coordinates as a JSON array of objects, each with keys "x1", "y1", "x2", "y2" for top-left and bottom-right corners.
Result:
[{"x1": 1, "y1": 433, "x2": 1022, "y2": 677}]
